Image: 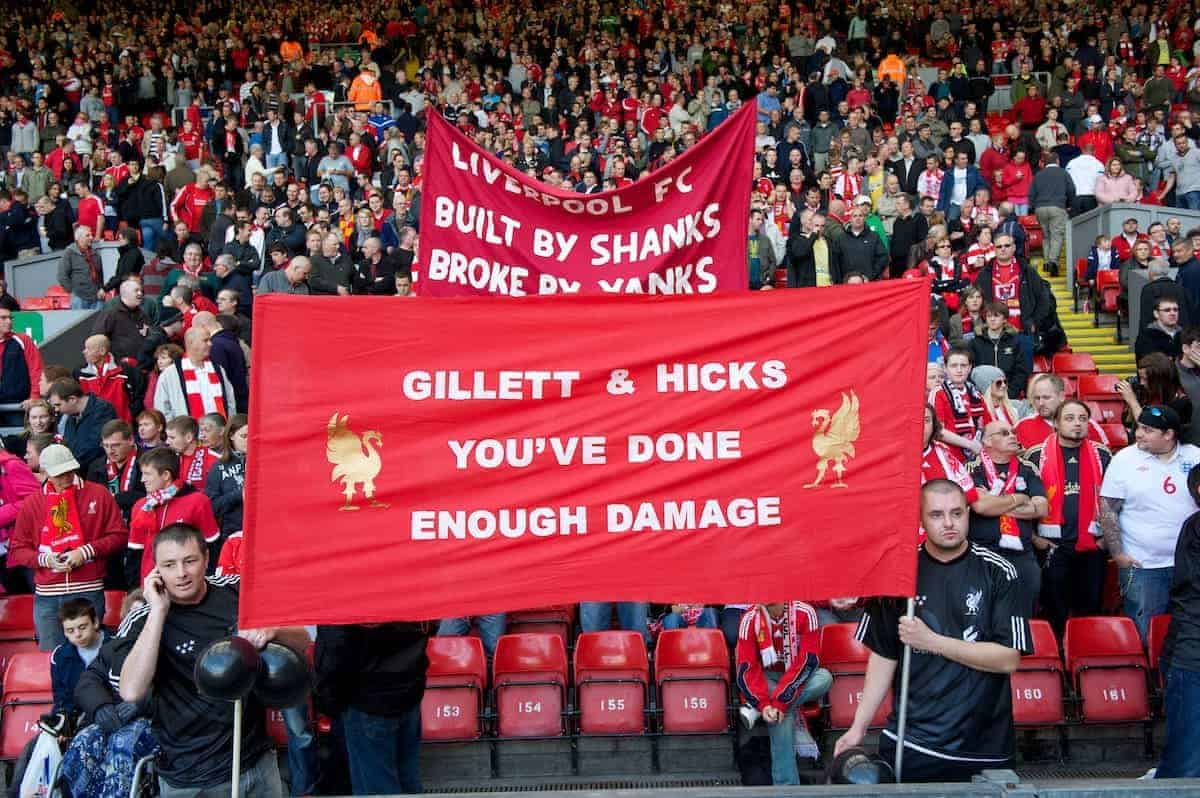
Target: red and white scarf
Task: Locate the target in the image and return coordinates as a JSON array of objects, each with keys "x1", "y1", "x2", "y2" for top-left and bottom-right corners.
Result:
[
  {"x1": 180, "y1": 358, "x2": 227, "y2": 419},
  {"x1": 980, "y1": 451, "x2": 1023, "y2": 551},
  {"x1": 991, "y1": 262, "x2": 1022, "y2": 324},
  {"x1": 1038, "y1": 436, "x2": 1104, "y2": 550},
  {"x1": 105, "y1": 456, "x2": 136, "y2": 493}
]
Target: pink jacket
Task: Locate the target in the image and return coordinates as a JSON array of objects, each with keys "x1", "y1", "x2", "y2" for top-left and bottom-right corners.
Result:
[
  {"x1": 0, "y1": 451, "x2": 41, "y2": 550},
  {"x1": 1095, "y1": 173, "x2": 1139, "y2": 205}
]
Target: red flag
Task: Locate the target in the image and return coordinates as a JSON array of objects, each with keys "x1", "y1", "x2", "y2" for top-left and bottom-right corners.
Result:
[
  {"x1": 239, "y1": 281, "x2": 928, "y2": 628},
  {"x1": 416, "y1": 103, "x2": 757, "y2": 297}
]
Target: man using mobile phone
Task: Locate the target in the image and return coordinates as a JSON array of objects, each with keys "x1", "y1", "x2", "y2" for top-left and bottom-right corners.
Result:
[{"x1": 114, "y1": 523, "x2": 309, "y2": 797}]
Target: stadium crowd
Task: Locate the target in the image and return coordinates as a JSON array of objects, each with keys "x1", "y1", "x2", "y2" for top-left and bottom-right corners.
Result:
[{"x1": 0, "y1": 0, "x2": 1198, "y2": 793}]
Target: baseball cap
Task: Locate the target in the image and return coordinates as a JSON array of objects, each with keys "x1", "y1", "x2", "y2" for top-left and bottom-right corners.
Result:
[
  {"x1": 1138, "y1": 405, "x2": 1181, "y2": 434},
  {"x1": 40, "y1": 444, "x2": 80, "y2": 477}
]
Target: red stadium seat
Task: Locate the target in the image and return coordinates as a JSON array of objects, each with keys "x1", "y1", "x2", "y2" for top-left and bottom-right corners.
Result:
[
  {"x1": 1052, "y1": 353, "x2": 1098, "y2": 379},
  {"x1": 574, "y1": 631, "x2": 649, "y2": 734},
  {"x1": 505, "y1": 606, "x2": 574, "y2": 651},
  {"x1": 493, "y1": 634, "x2": 568, "y2": 738},
  {"x1": 1148, "y1": 614, "x2": 1171, "y2": 690},
  {"x1": 1073, "y1": 258, "x2": 1089, "y2": 312},
  {"x1": 1012, "y1": 621, "x2": 1066, "y2": 726},
  {"x1": 655, "y1": 628, "x2": 729, "y2": 733},
  {"x1": 1032, "y1": 355, "x2": 1051, "y2": 374},
  {"x1": 1064, "y1": 617, "x2": 1150, "y2": 723},
  {"x1": 1101, "y1": 424, "x2": 1129, "y2": 451},
  {"x1": 0, "y1": 596, "x2": 38, "y2": 679},
  {"x1": 0, "y1": 653, "x2": 52, "y2": 761},
  {"x1": 1094, "y1": 270, "x2": 1124, "y2": 341},
  {"x1": 103, "y1": 590, "x2": 125, "y2": 628},
  {"x1": 1078, "y1": 376, "x2": 1125, "y2": 425},
  {"x1": 423, "y1": 636, "x2": 488, "y2": 741},
  {"x1": 820, "y1": 623, "x2": 890, "y2": 729}
]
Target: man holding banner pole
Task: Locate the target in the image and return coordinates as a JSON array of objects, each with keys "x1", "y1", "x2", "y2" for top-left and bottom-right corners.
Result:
[{"x1": 834, "y1": 480, "x2": 1031, "y2": 782}]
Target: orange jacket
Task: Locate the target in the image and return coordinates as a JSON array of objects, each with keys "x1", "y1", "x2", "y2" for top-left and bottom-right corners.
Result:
[
  {"x1": 348, "y1": 72, "x2": 382, "y2": 111},
  {"x1": 878, "y1": 55, "x2": 907, "y2": 86}
]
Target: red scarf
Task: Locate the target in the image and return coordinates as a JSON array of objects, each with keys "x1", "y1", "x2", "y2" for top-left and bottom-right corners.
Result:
[
  {"x1": 105, "y1": 456, "x2": 136, "y2": 493},
  {"x1": 180, "y1": 359, "x2": 227, "y2": 419},
  {"x1": 980, "y1": 451, "x2": 1023, "y2": 551},
  {"x1": 991, "y1": 261, "x2": 1022, "y2": 324},
  {"x1": 1038, "y1": 436, "x2": 1104, "y2": 551},
  {"x1": 41, "y1": 478, "x2": 85, "y2": 555},
  {"x1": 82, "y1": 247, "x2": 101, "y2": 288}
]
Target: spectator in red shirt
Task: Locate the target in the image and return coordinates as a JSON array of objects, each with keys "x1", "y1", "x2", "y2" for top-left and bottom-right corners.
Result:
[
  {"x1": 735, "y1": 602, "x2": 831, "y2": 785},
  {"x1": 1012, "y1": 85, "x2": 1047, "y2": 132},
  {"x1": 125, "y1": 447, "x2": 218, "y2": 583},
  {"x1": 165, "y1": 416, "x2": 218, "y2": 489},
  {"x1": 169, "y1": 168, "x2": 215, "y2": 234},
  {"x1": 74, "y1": 179, "x2": 105, "y2": 239}
]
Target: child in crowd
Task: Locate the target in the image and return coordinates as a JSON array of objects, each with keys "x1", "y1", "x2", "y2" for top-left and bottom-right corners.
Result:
[{"x1": 51, "y1": 598, "x2": 107, "y2": 717}]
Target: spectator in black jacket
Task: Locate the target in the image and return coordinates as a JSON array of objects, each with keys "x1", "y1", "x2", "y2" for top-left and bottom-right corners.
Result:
[
  {"x1": 315, "y1": 621, "x2": 429, "y2": 795},
  {"x1": 198, "y1": 313, "x2": 249, "y2": 416},
  {"x1": 212, "y1": 252, "x2": 253, "y2": 318},
  {"x1": 87, "y1": 419, "x2": 146, "y2": 526},
  {"x1": 117, "y1": 161, "x2": 169, "y2": 255},
  {"x1": 786, "y1": 209, "x2": 841, "y2": 286},
  {"x1": 890, "y1": 194, "x2": 929, "y2": 277},
  {"x1": 105, "y1": 228, "x2": 145, "y2": 293},
  {"x1": 263, "y1": 206, "x2": 305, "y2": 258},
  {"x1": 205, "y1": 413, "x2": 246, "y2": 541},
  {"x1": 834, "y1": 204, "x2": 889, "y2": 280},
  {"x1": 353, "y1": 236, "x2": 398, "y2": 295},
  {"x1": 48, "y1": 378, "x2": 117, "y2": 475},
  {"x1": 968, "y1": 302, "x2": 1032, "y2": 398},
  {"x1": 974, "y1": 233, "x2": 1059, "y2": 347},
  {"x1": 0, "y1": 189, "x2": 39, "y2": 259}
]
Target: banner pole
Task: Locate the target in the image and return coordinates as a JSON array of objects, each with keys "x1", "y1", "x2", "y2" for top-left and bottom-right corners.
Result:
[
  {"x1": 231, "y1": 698, "x2": 243, "y2": 798},
  {"x1": 893, "y1": 597, "x2": 916, "y2": 783}
]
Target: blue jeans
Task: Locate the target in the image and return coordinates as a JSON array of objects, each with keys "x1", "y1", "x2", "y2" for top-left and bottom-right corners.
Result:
[
  {"x1": 70, "y1": 295, "x2": 102, "y2": 311},
  {"x1": 35, "y1": 590, "x2": 105, "y2": 651},
  {"x1": 282, "y1": 704, "x2": 318, "y2": 796},
  {"x1": 1177, "y1": 191, "x2": 1200, "y2": 211},
  {"x1": 1120, "y1": 566, "x2": 1173, "y2": 643},
  {"x1": 720, "y1": 607, "x2": 748, "y2": 648},
  {"x1": 437, "y1": 614, "x2": 506, "y2": 656},
  {"x1": 342, "y1": 705, "x2": 421, "y2": 795},
  {"x1": 265, "y1": 152, "x2": 288, "y2": 170},
  {"x1": 1157, "y1": 665, "x2": 1200, "y2": 777},
  {"x1": 763, "y1": 669, "x2": 834, "y2": 785},
  {"x1": 580, "y1": 602, "x2": 650, "y2": 644},
  {"x1": 140, "y1": 220, "x2": 166, "y2": 255},
  {"x1": 661, "y1": 608, "x2": 719, "y2": 630}
]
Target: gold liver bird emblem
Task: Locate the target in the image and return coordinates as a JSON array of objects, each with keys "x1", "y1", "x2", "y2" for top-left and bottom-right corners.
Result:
[
  {"x1": 803, "y1": 391, "x2": 860, "y2": 489},
  {"x1": 326, "y1": 414, "x2": 388, "y2": 511}
]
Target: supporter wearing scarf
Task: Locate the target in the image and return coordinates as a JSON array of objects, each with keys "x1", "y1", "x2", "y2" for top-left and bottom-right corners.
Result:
[
  {"x1": 177, "y1": 357, "x2": 228, "y2": 419},
  {"x1": 1037, "y1": 430, "x2": 1104, "y2": 551},
  {"x1": 940, "y1": 377, "x2": 985, "y2": 435},
  {"x1": 105, "y1": 455, "x2": 136, "y2": 494},
  {"x1": 38, "y1": 476, "x2": 85, "y2": 566},
  {"x1": 979, "y1": 449, "x2": 1024, "y2": 550},
  {"x1": 990, "y1": 260, "x2": 1022, "y2": 325}
]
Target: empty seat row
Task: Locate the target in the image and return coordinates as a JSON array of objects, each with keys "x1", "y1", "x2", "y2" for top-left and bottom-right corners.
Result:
[
  {"x1": 422, "y1": 629, "x2": 732, "y2": 742},
  {"x1": 1011, "y1": 617, "x2": 1155, "y2": 727}
]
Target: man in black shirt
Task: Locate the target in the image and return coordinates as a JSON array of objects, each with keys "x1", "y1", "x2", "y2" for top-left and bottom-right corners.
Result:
[
  {"x1": 1025, "y1": 400, "x2": 1112, "y2": 637},
  {"x1": 967, "y1": 420, "x2": 1049, "y2": 616},
  {"x1": 116, "y1": 523, "x2": 309, "y2": 797},
  {"x1": 1156, "y1": 466, "x2": 1200, "y2": 778},
  {"x1": 834, "y1": 480, "x2": 1031, "y2": 782}
]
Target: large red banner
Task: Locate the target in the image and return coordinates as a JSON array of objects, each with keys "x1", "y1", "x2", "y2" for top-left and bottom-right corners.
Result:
[
  {"x1": 416, "y1": 103, "x2": 757, "y2": 297},
  {"x1": 239, "y1": 281, "x2": 928, "y2": 628}
]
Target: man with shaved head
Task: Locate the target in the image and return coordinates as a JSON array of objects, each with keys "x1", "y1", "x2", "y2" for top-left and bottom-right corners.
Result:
[
  {"x1": 75, "y1": 333, "x2": 143, "y2": 422},
  {"x1": 153, "y1": 327, "x2": 236, "y2": 422}
]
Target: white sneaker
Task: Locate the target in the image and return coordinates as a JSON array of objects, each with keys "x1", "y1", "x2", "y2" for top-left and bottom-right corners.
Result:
[
  {"x1": 1139, "y1": 768, "x2": 1157, "y2": 780},
  {"x1": 739, "y1": 705, "x2": 761, "y2": 730}
]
